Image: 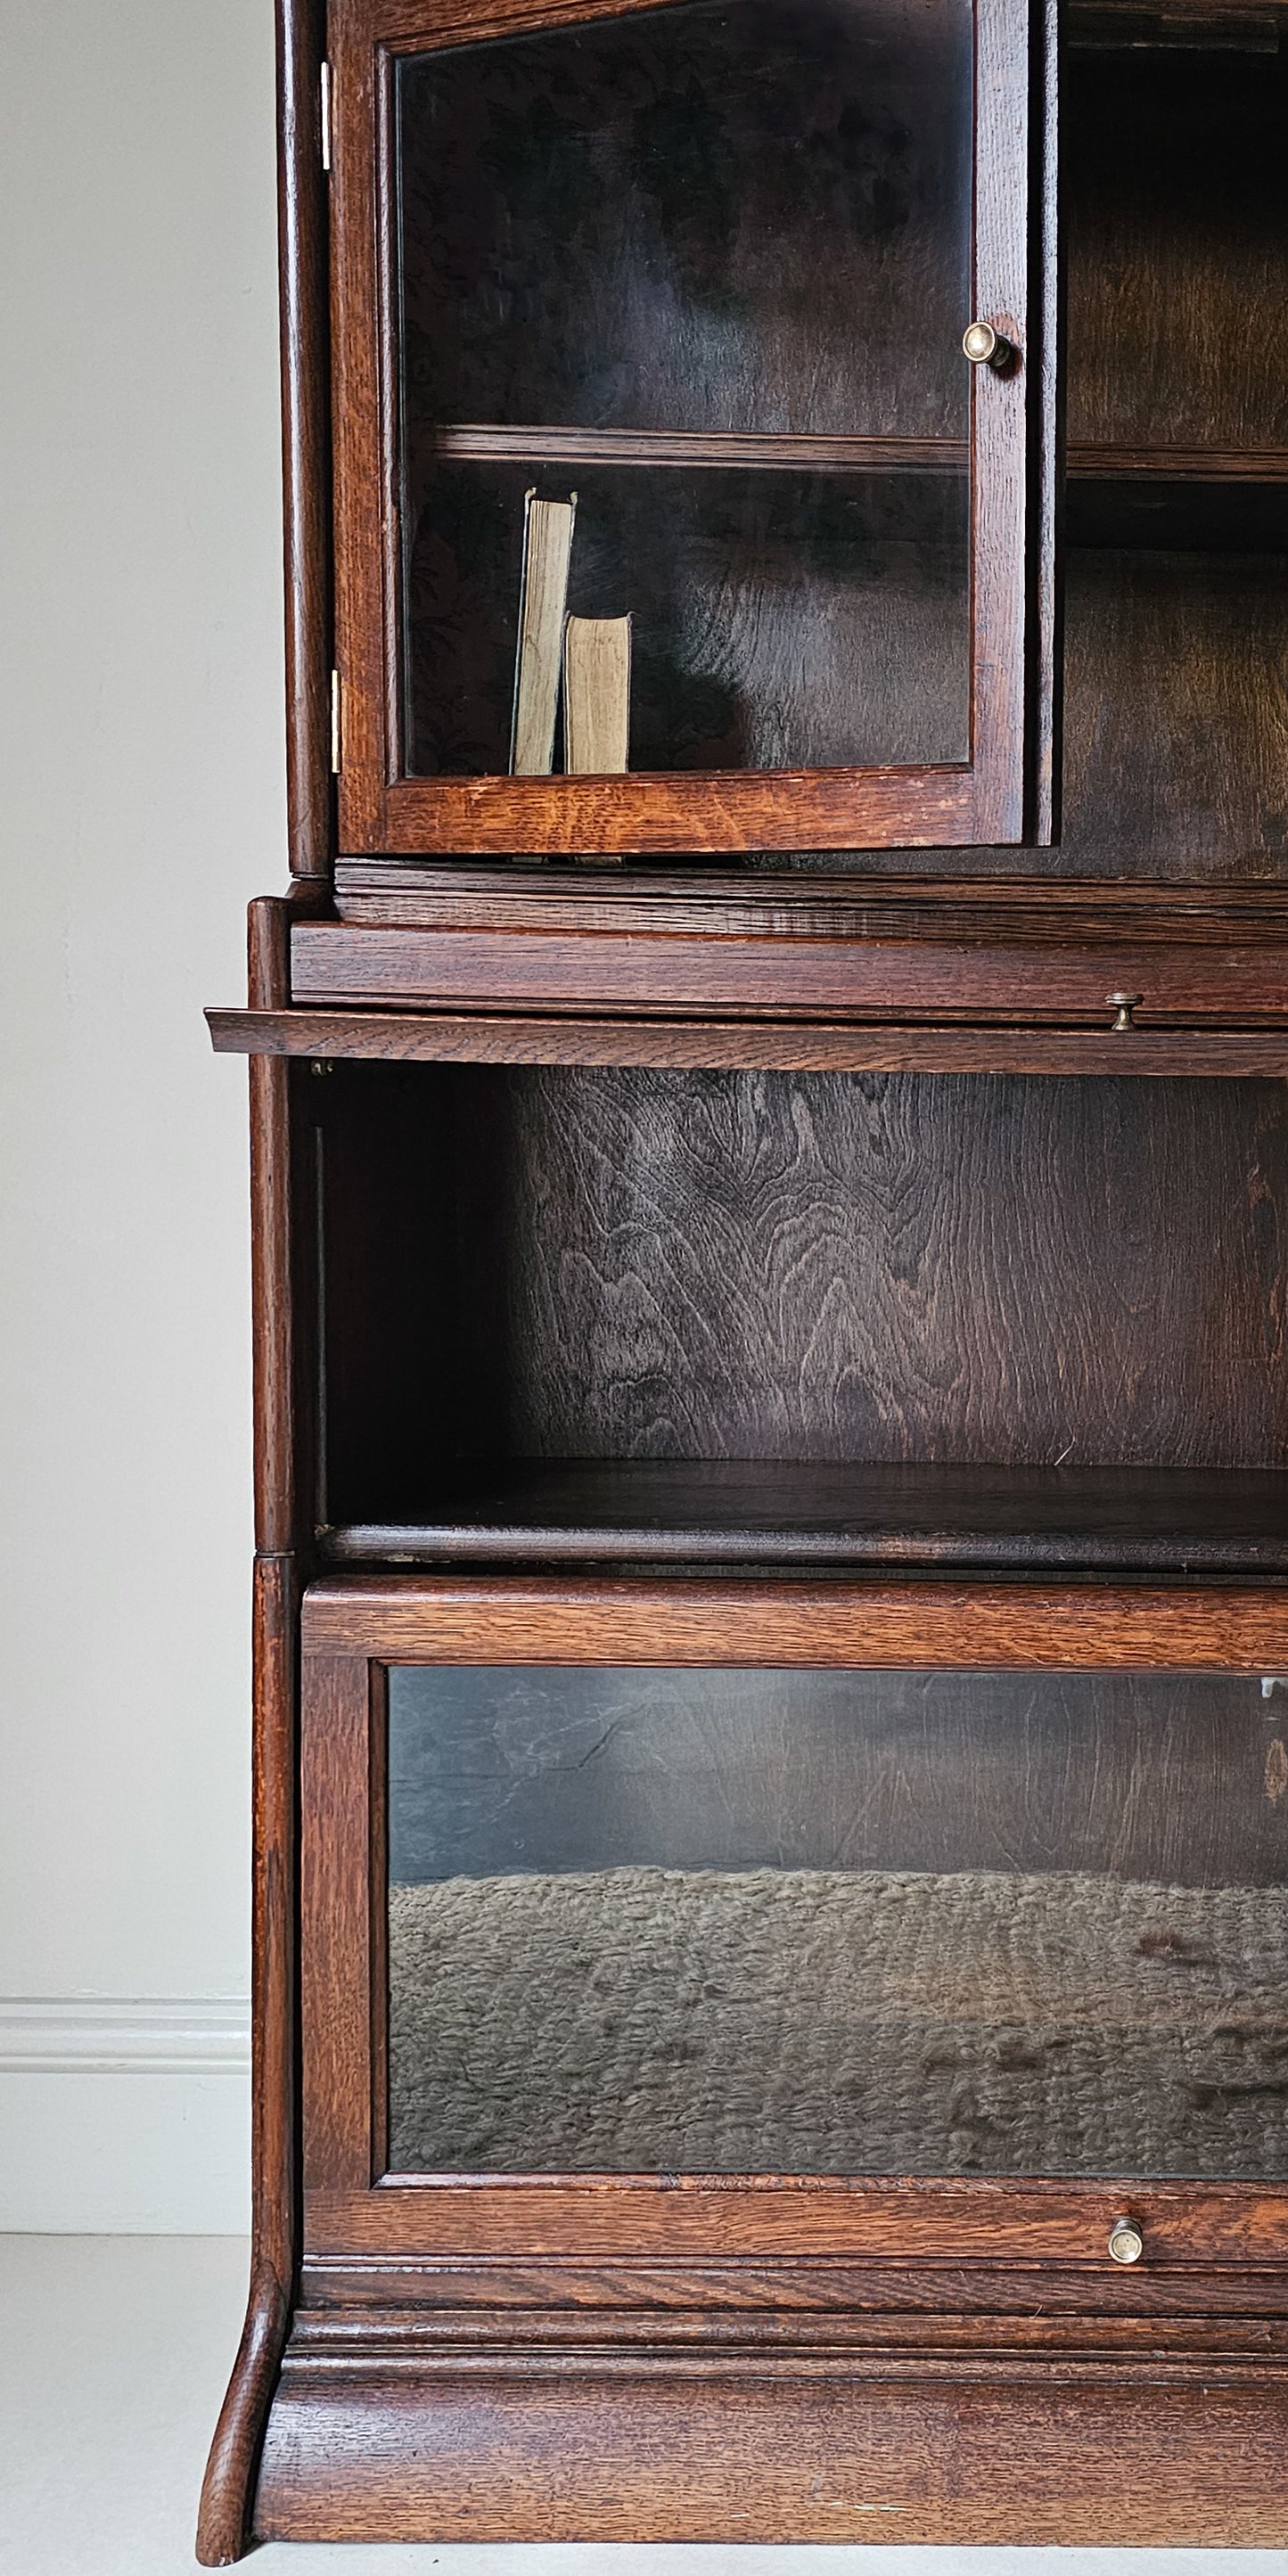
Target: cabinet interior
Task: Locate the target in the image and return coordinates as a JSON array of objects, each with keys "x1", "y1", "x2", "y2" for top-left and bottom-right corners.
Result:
[{"x1": 317, "y1": 1062, "x2": 1288, "y2": 1563}]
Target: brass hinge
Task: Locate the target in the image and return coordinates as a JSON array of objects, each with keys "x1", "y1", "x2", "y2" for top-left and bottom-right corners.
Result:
[
  {"x1": 330, "y1": 669, "x2": 342, "y2": 773},
  {"x1": 320, "y1": 62, "x2": 332, "y2": 171}
]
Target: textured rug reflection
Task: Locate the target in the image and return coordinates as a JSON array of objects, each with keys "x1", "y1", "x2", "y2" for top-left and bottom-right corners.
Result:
[{"x1": 388, "y1": 1866, "x2": 1288, "y2": 2174}]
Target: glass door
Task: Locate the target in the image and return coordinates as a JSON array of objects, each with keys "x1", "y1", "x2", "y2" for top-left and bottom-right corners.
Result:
[
  {"x1": 329, "y1": 0, "x2": 1053, "y2": 856},
  {"x1": 384, "y1": 1661, "x2": 1288, "y2": 2181}
]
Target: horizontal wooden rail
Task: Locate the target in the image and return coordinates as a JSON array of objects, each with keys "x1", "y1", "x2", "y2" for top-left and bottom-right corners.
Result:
[
  {"x1": 428, "y1": 423, "x2": 1288, "y2": 484},
  {"x1": 207, "y1": 1007, "x2": 1288, "y2": 1077}
]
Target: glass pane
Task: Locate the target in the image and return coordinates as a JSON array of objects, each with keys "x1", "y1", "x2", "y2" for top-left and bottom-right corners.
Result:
[
  {"x1": 395, "y1": 0, "x2": 973, "y2": 777},
  {"x1": 386, "y1": 1667, "x2": 1288, "y2": 2178}
]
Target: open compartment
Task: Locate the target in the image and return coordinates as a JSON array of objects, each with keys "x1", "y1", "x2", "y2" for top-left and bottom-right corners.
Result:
[{"x1": 313, "y1": 1061, "x2": 1288, "y2": 1566}]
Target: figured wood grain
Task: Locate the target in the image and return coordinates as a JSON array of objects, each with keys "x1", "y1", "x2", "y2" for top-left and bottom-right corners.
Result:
[
  {"x1": 300, "y1": 1578, "x2": 1288, "y2": 1671},
  {"x1": 317, "y1": 1069, "x2": 1288, "y2": 1508},
  {"x1": 253, "y1": 2367, "x2": 1288, "y2": 2543}
]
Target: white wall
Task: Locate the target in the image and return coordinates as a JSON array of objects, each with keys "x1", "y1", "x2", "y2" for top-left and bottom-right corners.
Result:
[{"x1": 0, "y1": 0, "x2": 284, "y2": 2226}]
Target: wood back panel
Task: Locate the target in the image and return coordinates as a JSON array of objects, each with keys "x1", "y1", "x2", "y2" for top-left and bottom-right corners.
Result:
[{"x1": 316, "y1": 1065, "x2": 1288, "y2": 1522}]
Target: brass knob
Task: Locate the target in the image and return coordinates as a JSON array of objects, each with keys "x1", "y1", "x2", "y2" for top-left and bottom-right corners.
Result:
[
  {"x1": 1108, "y1": 2218, "x2": 1144, "y2": 2265},
  {"x1": 963, "y1": 320, "x2": 1013, "y2": 370},
  {"x1": 1107, "y1": 990, "x2": 1143, "y2": 1031}
]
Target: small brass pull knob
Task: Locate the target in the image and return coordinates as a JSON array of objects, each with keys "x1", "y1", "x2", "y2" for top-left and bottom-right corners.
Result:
[
  {"x1": 1108, "y1": 2218, "x2": 1144, "y2": 2266},
  {"x1": 1106, "y1": 990, "x2": 1144, "y2": 1031},
  {"x1": 963, "y1": 320, "x2": 1013, "y2": 370}
]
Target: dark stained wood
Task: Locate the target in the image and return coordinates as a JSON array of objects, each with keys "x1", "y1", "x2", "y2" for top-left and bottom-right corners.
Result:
[
  {"x1": 247, "y1": 902, "x2": 296, "y2": 1555},
  {"x1": 212, "y1": 0, "x2": 1288, "y2": 2548},
  {"x1": 254, "y1": 2365, "x2": 1288, "y2": 2543},
  {"x1": 209, "y1": 1008, "x2": 1288, "y2": 1079},
  {"x1": 330, "y1": 0, "x2": 1054, "y2": 852},
  {"x1": 319, "y1": 1459, "x2": 1288, "y2": 1573},
  {"x1": 361, "y1": 767, "x2": 995, "y2": 859},
  {"x1": 316, "y1": 1068, "x2": 1288, "y2": 1508},
  {"x1": 407, "y1": 459, "x2": 972, "y2": 781},
  {"x1": 397, "y1": 6, "x2": 972, "y2": 448},
  {"x1": 1061, "y1": 551, "x2": 1288, "y2": 880},
  {"x1": 308, "y1": 2175, "x2": 1288, "y2": 2263},
  {"x1": 286, "y1": 919, "x2": 1288, "y2": 1017},
  {"x1": 1071, "y1": 445, "x2": 1288, "y2": 482},
  {"x1": 198, "y1": 903, "x2": 314, "y2": 2564},
  {"x1": 1067, "y1": 45, "x2": 1288, "y2": 462},
  {"x1": 425, "y1": 426, "x2": 1288, "y2": 481},
  {"x1": 301, "y1": 1654, "x2": 373, "y2": 2195},
  {"x1": 196, "y1": 1561, "x2": 300, "y2": 2565},
  {"x1": 298, "y1": 1608, "x2": 1288, "y2": 2233},
  {"x1": 293, "y1": 2276, "x2": 1288, "y2": 2326},
  {"x1": 287, "y1": 2302, "x2": 1288, "y2": 2349},
  {"x1": 194, "y1": 2258, "x2": 291, "y2": 2565},
  {"x1": 301, "y1": 1576, "x2": 1288, "y2": 1670},
  {"x1": 277, "y1": 0, "x2": 332, "y2": 879},
  {"x1": 329, "y1": 865, "x2": 1288, "y2": 939}
]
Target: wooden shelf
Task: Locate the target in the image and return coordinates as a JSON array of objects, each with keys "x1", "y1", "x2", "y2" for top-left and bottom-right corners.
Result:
[
  {"x1": 431, "y1": 424, "x2": 1288, "y2": 485},
  {"x1": 209, "y1": 1008, "x2": 1288, "y2": 1079},
  {"x1": 434, "y1": 426, "x2": 966, "y2": 474},
  {"x1": 318, "y1": 1461, "x2": 1288, "y2": 1576}
]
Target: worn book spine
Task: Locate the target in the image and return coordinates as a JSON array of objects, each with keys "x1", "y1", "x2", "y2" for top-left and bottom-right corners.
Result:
[
  {"x1": 563, "y1": 612, "x2": 632, "y2": 774},
  {"x1": 509, "y1": 490, "x2": 577, "y2": 774}
]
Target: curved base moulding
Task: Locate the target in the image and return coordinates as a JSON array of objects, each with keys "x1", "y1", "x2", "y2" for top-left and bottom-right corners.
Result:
[
  {"x1": 195, "y1": 2260, "x2": 291, "y2": 2566},
  {"x1": 251, "y1": 2350, "x2": 1288, "y2": 2545}
]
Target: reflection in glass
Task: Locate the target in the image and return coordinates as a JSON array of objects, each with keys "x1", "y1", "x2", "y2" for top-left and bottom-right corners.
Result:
[
  {"x1": 394, "y1": 0, "x2": 973, "y2": 775},
  {"x1": 386, "y1": 1667, "x2": 1288, "y2": 2178}
]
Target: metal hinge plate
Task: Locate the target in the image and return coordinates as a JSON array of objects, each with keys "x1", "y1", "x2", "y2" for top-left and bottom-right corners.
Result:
[
  {"x1": 321, "y1": 62, "x2": 332, "y2": 171},
  {"x1": 331, "y1": 670, "x2": 342, "y2": 774}
]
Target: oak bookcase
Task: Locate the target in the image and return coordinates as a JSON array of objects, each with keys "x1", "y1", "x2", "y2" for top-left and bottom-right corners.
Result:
[{"x1": 199, "y1": 0, "x2": 1288, "y2": 2552}]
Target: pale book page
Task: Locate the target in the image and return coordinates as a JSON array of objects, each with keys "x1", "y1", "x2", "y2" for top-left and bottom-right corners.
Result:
[
  {"x1": 563, "y1": 613, "x2": 631, "y2": 772},
  {"x1": 510, "y1": 496, "x2": 575, "y2": 772}
]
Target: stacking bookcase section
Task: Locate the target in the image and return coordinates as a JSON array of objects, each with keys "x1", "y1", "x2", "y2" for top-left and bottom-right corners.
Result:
[
  {"x1": 330, "y1": 0, "x2": 1055, "y2": 853},
  {"x1": 283, "y1": 874, "x2": 1288, "y2": 1046},
  {"x1": 298, "y1": 1056, "x2": 1288, "y2": 1573},
  {"x1": 252, "y1": 1571, "x2": 1288, "y2": 2549}
]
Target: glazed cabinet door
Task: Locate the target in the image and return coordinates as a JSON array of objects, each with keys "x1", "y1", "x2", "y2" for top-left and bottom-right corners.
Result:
[
  {"x1": 299, "y1": 1579, "x2": 1288, "y2": 2286},
  {"x1": 327, "y1": 0, "x2": 1057, "y2": 857}
]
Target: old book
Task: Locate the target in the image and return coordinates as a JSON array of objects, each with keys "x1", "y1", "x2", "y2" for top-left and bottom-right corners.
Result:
[
  {"x1": 509, "y1": 491, "x2": 576, "y2": 774},
  {"x1": 563, "y1": 613, "x2": 632, "y2": 773}
]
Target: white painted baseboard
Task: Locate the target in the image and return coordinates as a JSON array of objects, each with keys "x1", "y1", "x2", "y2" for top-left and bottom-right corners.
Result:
[{"x1": 0, "y1": 1998, "x2": 250, "y2": 2232}]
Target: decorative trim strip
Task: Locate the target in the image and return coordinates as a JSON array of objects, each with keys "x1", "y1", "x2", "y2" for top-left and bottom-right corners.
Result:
[{"x1": 0, "y1": 1997, "x2": 250, "y2": 2074}]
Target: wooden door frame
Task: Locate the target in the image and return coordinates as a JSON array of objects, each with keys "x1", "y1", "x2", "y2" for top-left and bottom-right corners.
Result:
[
  {"x1": 328, "y1": 0, "x2": 1056, "y2": 854},
  {"x1": 300, "y1": 1574, "x2": 1288, "y2": 2278}
]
